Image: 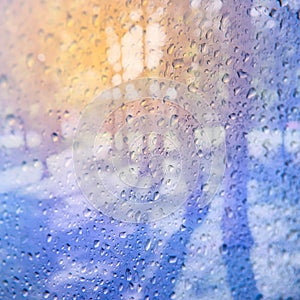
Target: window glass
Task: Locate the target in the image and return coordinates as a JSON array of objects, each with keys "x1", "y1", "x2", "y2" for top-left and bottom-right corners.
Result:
[{"x1": 0, "y1": 1, "x2": 299, "y2": 299}]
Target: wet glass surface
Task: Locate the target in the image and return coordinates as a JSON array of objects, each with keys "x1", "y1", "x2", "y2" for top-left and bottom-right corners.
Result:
[{"x1": 0, "y1": 1, "x2": 299, "y2": 299}]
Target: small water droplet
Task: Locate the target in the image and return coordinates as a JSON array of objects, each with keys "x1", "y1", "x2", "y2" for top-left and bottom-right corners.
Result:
[
  {"x1": 66, "y1": 13, "x2": 73, "y2": 27},
  {"x1": 120, "y1": 190, "x2": 126, "y2": 198},
  {"x1": 247, "y1": 88, "x2": 256, "y2": 99},
  {"x1": 226, "y1": 56, "x2": 234, "y2": 66},
  {"x1": 237, "y1": 69, "x2": 248, "y2": 79},
  {"x1": 94, "y1": 240, "x2": 100, "y2": 248},
  {"x1": 38, "y1": 53, "x2": 46, "y2": 62},
  {"x1": 168, "y1": 164, "x2": 175, "y2": 172},
  {"x1": 229, "y1": 113, "x2": 236, "y2": 120},
  {"x1": 51, "y1": 132, "x2": 59, "y2": 142},
  {"x1": 168, "y1": 256, "x2": 177, "y2": 264},
  {"x1": 101, "y1": 75, "x2": 108, "y2": 84},
  {"x1": 22, "y1": 289, "x2": 29, "y2": 297},
  {"x1": 167, "y1": 44, "x2": 175, "y2": 55},
  {"x1": 119, "y1": 232, "x2": 127, "y2": 238},
  {"x1": 170, "y1": 114, "x2": 179, "y2": 126},
  {"x1": 172, "y1": 58, "x2": 184, "y2": 69},
  {"x1": 47, "y1": 234, "x2": 52, "y2": 243},
  {"x1": 26, "y1": 53, "x2": 34, "y2": 68},
  {"x1": 199, "y1": 43, "x2": 207, "y2": 54},
  {"x1": 145, "y1": 239, "x2": 151, "y2": 251},
  {"x1": 153, "y1": 191, "x2": 160, "y2": 201},
  {"x1": 83, "y1": 208, "x2": 92, "y2": 218},
  {"x1": 43, "y1": 290, "x2": 50, "y2": 299},
  {"x1": 126, "y1": 268, "x2": 132, "y2": 281},
  {"x1": 157, "y1": 117, "x2": 165, "y2": 127},
  {"x1": 0, "y1": 74, "x2": 8, "y2": 88},
  {"x1": 222, "y1": 73, "x2": 230, "y2": 83},
  {"x1": 135, "y1": 210, "x2": 142, "y2": 222},
  {"x1": 188, "y1": 82, "x2": 198, "y2": 93},
  {"x1": 220, "y1": 243, "x2": 228, "y2": 255},
  {"x1": 126, "y1": 114, "x2": 133, "y2": 124},
  {"x1": 225, "y1": 207, "x2": 234, "y2": 218}
]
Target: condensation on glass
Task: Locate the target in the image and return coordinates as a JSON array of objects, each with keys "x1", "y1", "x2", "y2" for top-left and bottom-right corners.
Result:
[{"x1": 0, "y1": 1, "x2": 299, "y2": 299}]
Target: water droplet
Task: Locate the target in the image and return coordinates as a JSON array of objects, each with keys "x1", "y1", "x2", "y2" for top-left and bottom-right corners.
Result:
[
  {"x1": 26, "y1": 53, "x2": 34, "y2": 68},
  {"x1": 167, "y1": 44, "x2": 175, "y2": 55},
  {"x1": 199, "y1": 43, "x2": 207, "y2": 54},
  {"x1": 47, "y1": 234, "x2": 52, "y2": 243},
  {"x1": 168, "y1": 256, "x2": 177, "y2": 264},
  {"x1": 38, "y1": 53, "x2": 46, "y2": 62},
  {"x1": 126, "y1": 114, "x2": 133, "y2": 124},
  {"x1": 153, "y1": 191, "x2": 160, "y2": 201},
  {"x1": 66, "y1": 13, "x2": 73, "y2": 27},
  {"x1": 51, "y1": 132, "x2": 59, "y2": 142},
  {"x1": 126, "y1": 268, "x2": 132, "y2": 281},
  {"x1": 247, "y1": 88, "x2": 256, "y2": 99},
  {"x1": 0, "y1": 74, "x2": 8, "y2": 88},
  {"x1": 83, "y1": 208, "x2": 92, "y2": 218},
  {"x1": 101, "y1": 75, "x2": 108, "y2": 84},
  {"x1": 43, "y1": 290, "x2": 50, "y2": 299},
  {"x1": 22, "y1": 289, "x2": 29, "y2": 297},
  {"x1": 237, "y1": 69, "x2": 248, "y2": 79},
  {"x1": 226, "y1": 56, "x2": 234, "y2": 66},
  {"x1": 120, "y1": 190, "x2": 126, "y2": 199},
  {"x1": 157, "y1": 117, "x2": 165, "y2": 127},
  {"x1": 170, "y1": 114, "x2": 179, "y2": 126},
  {"x1": 225, "y1": 207, "x2": 234, "y2": 218},
  {"x1": 222, "y1": 73, "x2": 230, "y2": 83},
  {"x1": 145, "y1": 239, "x2": 151, "y2": 251},
  {"x1": 119, "y1": 232, "x2": 127, "y2": 238},
  {"x1": 94, "y1": 240, "x2": 100, "y2": 248},
  {"x1": 135, "y1": 210, "x2": 142, "y2": 222},
  {"x1": 172, "y1": 58, "x2": 184, "y2": 69},
  {"x1": 229, "y1": 113, "x2": 236, "y2": 120},
  {"x1": 188, "y1": 82, "x2": 198, "y2": 93}
]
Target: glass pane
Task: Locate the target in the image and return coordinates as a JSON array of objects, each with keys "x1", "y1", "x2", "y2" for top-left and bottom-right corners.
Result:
[{"x1": 0, "y1": 1, "x2": 299, "y2": 299}]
